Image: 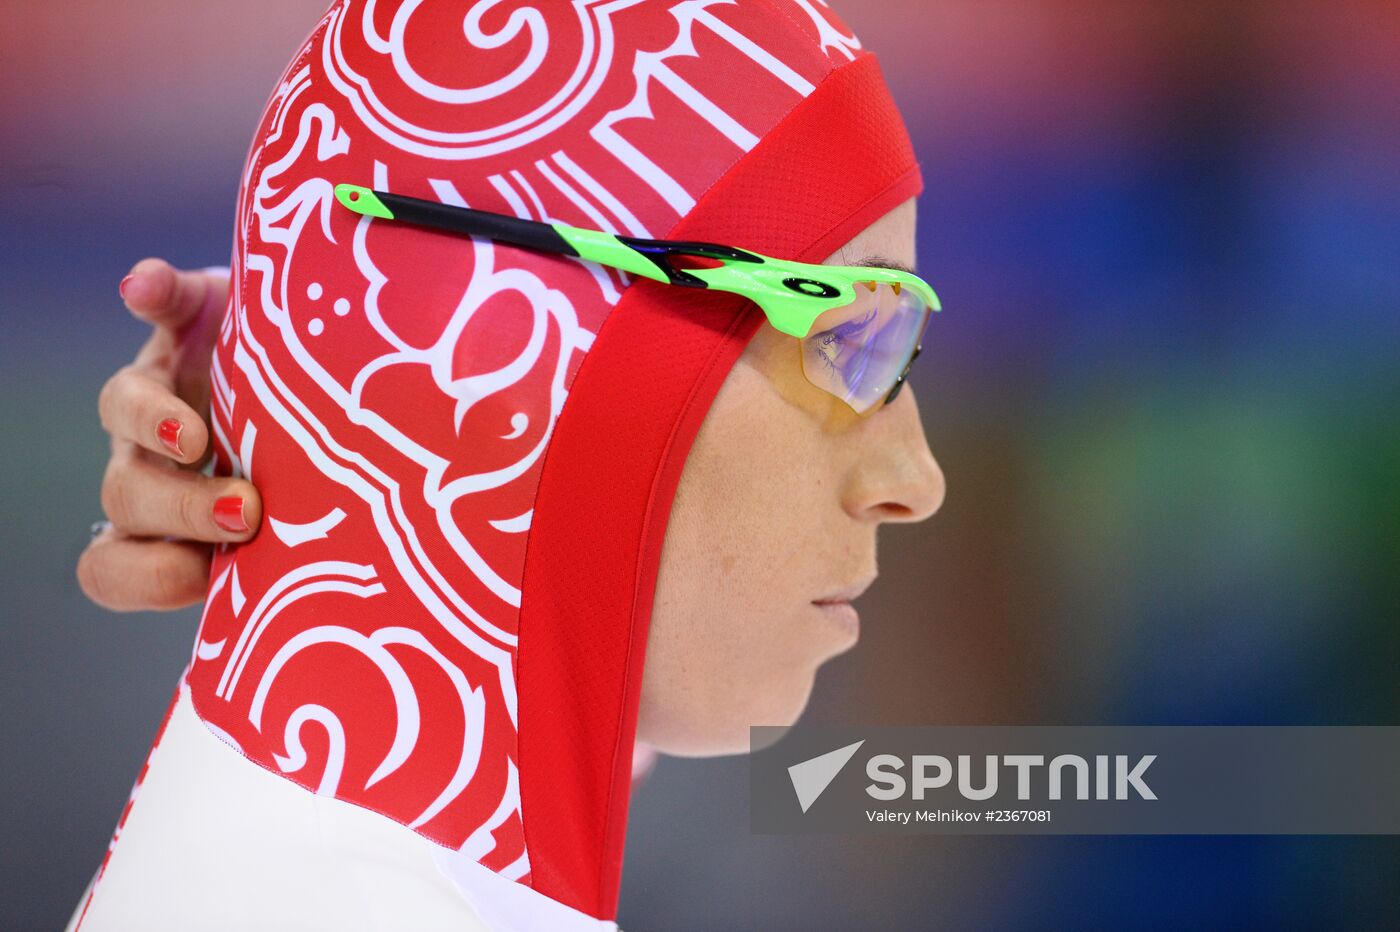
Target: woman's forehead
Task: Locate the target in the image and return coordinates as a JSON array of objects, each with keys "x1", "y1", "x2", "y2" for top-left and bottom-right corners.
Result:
[{"x1": 826, "y1": 197, "x2": 917, "y2": 268}]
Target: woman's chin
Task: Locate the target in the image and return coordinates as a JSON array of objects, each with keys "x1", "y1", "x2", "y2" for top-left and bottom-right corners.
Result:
[{"x1": 640, "y1": 670, "x2": 818, "y2": 758}]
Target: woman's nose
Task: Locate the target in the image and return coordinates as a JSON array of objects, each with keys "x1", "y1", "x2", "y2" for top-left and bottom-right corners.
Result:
[{"x1": 841, "y1": 385, "x2": 946, "y2": 523}]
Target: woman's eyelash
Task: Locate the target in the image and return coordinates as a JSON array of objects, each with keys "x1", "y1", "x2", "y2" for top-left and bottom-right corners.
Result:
[{"x1": 833, "y1": 307, "x2": 878, "y2": 336}]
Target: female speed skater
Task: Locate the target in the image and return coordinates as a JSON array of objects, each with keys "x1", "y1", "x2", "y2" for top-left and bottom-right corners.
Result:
[{"x1": 71, "y1": 1, "x2": 945, "y2": 928}]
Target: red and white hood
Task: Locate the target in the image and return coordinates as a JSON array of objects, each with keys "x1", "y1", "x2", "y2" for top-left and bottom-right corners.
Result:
[{"x1": 190, "y1": 0, "x2": 921, "y2": 922}]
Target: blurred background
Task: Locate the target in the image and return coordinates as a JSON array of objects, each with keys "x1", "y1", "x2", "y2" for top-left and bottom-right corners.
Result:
[{"x1": 2, "y1": 0, "x2": 1397, "y2": 928}]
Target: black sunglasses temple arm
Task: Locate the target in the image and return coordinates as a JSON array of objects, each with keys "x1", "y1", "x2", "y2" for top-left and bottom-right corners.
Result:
[
  {"x1": 333, "y1": 183, "x2": 772, "y2": 289},
  {"x1": 333, "y1": 184, "x2": 581, "y2": 258}
]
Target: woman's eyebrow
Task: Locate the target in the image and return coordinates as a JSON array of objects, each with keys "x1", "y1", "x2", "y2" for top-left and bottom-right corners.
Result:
[{"x1": 853, "y1": 254, "x2": 917, "y2": 275}]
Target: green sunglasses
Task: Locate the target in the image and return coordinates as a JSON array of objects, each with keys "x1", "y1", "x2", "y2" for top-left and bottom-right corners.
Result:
[{"x1": 334, "y1": 183, "x2": 941, "y2": 415}]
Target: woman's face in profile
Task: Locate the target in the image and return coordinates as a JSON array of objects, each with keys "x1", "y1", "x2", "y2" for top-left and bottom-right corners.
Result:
[{"x1": 639, "y1": 197, "x2": 946, "y2": 756}]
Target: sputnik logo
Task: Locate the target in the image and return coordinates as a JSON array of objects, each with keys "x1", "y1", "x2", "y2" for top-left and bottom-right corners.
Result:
[{"x1": 788, "y1": 740, "x2": 865, "y2": 813}]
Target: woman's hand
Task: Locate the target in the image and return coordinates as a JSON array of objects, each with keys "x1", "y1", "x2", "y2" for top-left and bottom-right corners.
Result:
[{"x1": 77, "y1": 258, "x2": 263, "y2": 612}]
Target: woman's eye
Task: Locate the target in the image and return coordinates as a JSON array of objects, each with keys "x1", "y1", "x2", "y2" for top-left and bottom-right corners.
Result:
[
  {"x1": 814, "y1": 332, "x2": 844, "y2": 371},
  {"x1": 812, "y1": 308, "x2": 878, "y2": 372}
]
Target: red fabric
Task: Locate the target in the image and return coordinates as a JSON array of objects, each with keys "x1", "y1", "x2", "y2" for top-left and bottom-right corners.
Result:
[
  {"x1": 167, "y1": 0, "x2": 922, "y2": 922},
  {"x1": 519, "y1": 52, "x2": 922, "y2": 918}
]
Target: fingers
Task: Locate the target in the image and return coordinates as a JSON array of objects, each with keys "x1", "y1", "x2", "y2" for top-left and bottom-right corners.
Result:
[
  {"x1": 119, "y1": 257, "x2": 228, "y2": 333},
  {"x1": 118, "y1": 260, "x2": 229, "y2": 425},
  {"x1": 81, "y1": 257, "x2": 248, "y2": 617},
  {"x1": 77, "y1": 529, "x2": 213, "y2": 612},
  {"x1": 101, "y1": 451, "x2": 263, "y2": 543},
  {"x1": 98, "y1": 365, "x2": 210, "y2": 465}
]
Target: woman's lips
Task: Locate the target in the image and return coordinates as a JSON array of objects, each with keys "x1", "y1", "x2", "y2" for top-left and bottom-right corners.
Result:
[
  {"x1": 812, "y1": 599, "x2": 860, "y2": 640},
  {"x1": 812, "y1": 575, "x2": 872, "y2": 641},
  {"x1": 816, "y1": 575, "x2": 875, "y2": 604}
]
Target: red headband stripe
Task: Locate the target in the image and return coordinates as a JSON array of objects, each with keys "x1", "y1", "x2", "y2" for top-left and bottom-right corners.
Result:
[{"x1": 518, "y1": 50, "x2": 923, "y2": 918}]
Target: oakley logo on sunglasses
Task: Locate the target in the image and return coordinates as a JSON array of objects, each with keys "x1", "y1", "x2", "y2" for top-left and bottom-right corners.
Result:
[{"x1": 782, "y1": 277, "x2": 842, "y2": 298}]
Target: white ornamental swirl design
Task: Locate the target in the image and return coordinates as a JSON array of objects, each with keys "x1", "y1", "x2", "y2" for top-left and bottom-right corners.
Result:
[{"x1": 323, "y1": 0, "x2": 649, "y2": 158}]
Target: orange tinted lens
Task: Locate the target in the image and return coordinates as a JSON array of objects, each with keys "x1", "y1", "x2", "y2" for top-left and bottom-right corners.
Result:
[{"x1": 799, "y1": 281, "x2": 930, "y2": 414}]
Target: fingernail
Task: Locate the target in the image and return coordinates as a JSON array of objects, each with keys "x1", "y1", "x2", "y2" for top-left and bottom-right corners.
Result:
[
  {"x1": 119, "y1": 274, "x2": 135, "y2": 300},
  {"x1": 156, "y1": 418, "x2": 184, "y2": 457},
  {"x1": 213, "y1": 496, "x2": 250, "y2": 534}
]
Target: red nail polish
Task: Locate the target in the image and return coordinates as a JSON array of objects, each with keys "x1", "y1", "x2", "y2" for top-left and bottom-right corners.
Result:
[
  {"x1": 119, "y1": 274, "x2": 135, "y2": 300},
  {"x1": 213, "y1": 497, "x2": 250, "y2": 534},
  {"x1": 156, "y1": 418, "x2": 184, "y2": 457}
]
